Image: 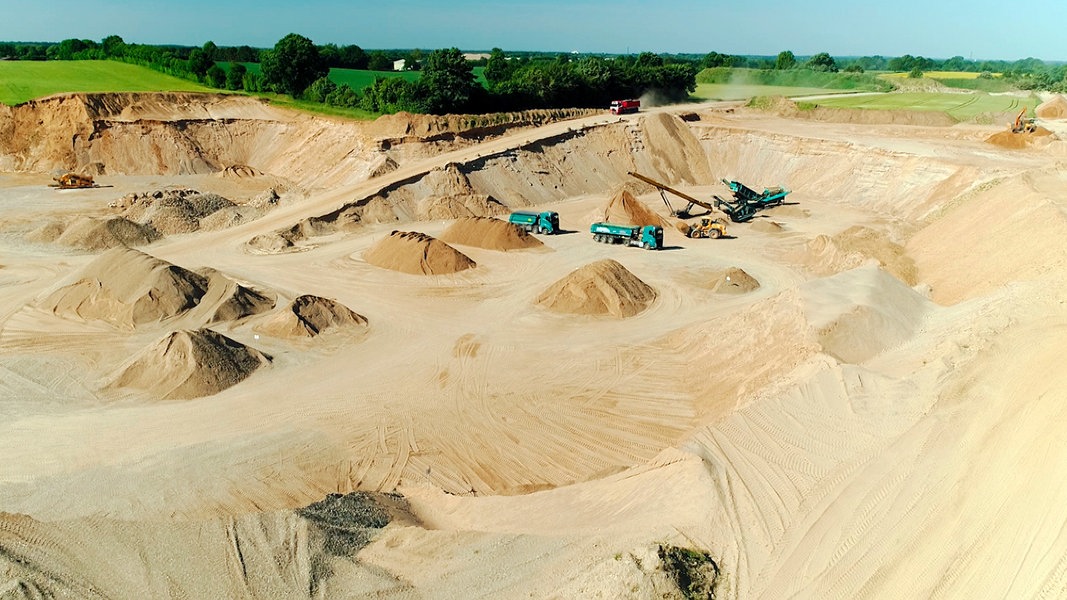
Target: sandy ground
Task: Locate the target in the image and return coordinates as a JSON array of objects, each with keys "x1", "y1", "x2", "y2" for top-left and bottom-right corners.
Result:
[{"x1": 2, "y1": 93, "x2": 1067, "y2": 598}]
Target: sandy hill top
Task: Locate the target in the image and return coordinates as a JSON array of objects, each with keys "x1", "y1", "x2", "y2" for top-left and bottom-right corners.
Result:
[
  {"x1": 601, "y1": 188, "x2": 669, "y2": 228},
  {"x1": 536, "y1": 259, "x2": 656, "y2": 318},
  {"x1": 1036, "y1": 95, "x2": 1067, "y2": 119},
  {"x1": 363, "y1": 231, "x2": 476, "y2": 275},
  {"x1": 806, "y1": 225, "x2": 917, "y2": 285},
  {"x1": 438, "y1": 217, "x2": 544, "y2": 251},
  {"x1": 257, "y1": 295, "x2": 368, "y2": 338},
  {"x1": 108, "y1": 329, "x2": 271, "y2": 400}
]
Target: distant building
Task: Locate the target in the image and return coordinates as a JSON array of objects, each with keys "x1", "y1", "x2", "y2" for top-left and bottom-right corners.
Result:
[
  {"x1": 462, "y1": 53, "x2": 491, "y2": 61},
  {"x1": 393, "y1": 59, "x2": 406, "y2": 71}
]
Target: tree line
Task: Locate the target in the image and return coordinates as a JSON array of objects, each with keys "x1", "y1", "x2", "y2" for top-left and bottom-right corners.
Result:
[{"x1": 5, "y1": 35, "x2": 1067, "y2": 109}]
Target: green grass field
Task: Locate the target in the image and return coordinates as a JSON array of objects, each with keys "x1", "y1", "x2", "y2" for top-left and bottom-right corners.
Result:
[
  {"x1": 692, "y1": 83, "x2": 857, "y2": 101},
  {"x1": 810, "y1": 91, "x2": 1039, "y2": 121},
  {"x1": 0, "y1": 60, "x2": 211, "y2": 105}
]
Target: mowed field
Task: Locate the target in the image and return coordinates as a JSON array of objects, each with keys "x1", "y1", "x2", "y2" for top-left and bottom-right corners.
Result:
[
  {"x1": 692, "y1": 82, "x2": 857, "y2": 101},
  {"x1": 0, "y1": 60, "x2": 211, "y2": 105},
  {"x1": 811, "y1": 91, "x2": 1039, "y2": 120}
]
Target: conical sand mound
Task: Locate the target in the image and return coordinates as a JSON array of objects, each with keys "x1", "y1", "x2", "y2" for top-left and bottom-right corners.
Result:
[
  {"x1": 197, "y1": 269, "x2": 276, "y2": 324},
  {"x1": 42, "y1": 247, "x2": 209, "y2": 328},
  {"x1": 53, "y1": 216, "x2": 160, "y2": 251},
  {"x1": 601, "y1": 188, "x2": 669, "y2": 228},
  {"x1": 108, "y1": 329, "x2": 271, "y2": 400},
  {"x1": 709, "y1": 267, "x2": 760, "y2": 293},
  {"x1": 363, "y1": 231, "x2": 475, "y2": 275},
  {"x1": 536, "y1": 259, "x2": 656, "y2": 318},
  {"x1": 1036, "y1": 95, "x2": 1067, "y2": 119},
  {"x1": 438, "y1": 217, "x2": 544, "y2": 251},
  {"x1": 258, "y1": 295, "x2": 368, "y2": 338}
]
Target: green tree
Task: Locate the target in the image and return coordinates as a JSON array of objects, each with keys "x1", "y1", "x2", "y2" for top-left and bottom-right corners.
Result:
[
  {"x1": 188, "y1": 48, "x2": 213, "y2": 78},
  {"x1": 484, "y1": 47, "x2": 514, "y2": 87},
  {"x1": 908, "y1": 66, "x2": 923, "y2": 78},
  {"x1": 775, "y1": 50, "x2": 796, "y2": 70},
  {"x1": 806, "y1": 52, "x2": 838, "y2": 72},
  {"x1": 226, "y1": 63, "x2": 247, "y2": 90},
  {"x1": 101, "y1": 35, "x2": 126, "y2": 58},
  {"x1": 261, "y1": 33, "x2": 329, "y2": 96},
  {"x1": 418, "y1": 47, "x2": 478, "y2": 114},
  {"x1": 367, "y1": 51, "x2": 393, "y2": 71},
  {"x1": 303, "y1": 76, "x2": 337, "y2": 102},
  {"x1": 206, "y1": 64, "x2": 227, "y2": 88}
]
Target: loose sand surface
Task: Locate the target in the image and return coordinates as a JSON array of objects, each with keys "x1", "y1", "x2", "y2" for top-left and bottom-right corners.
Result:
[{"x1": 2, "y1": 92, "x2": 1067, "y2": 598}]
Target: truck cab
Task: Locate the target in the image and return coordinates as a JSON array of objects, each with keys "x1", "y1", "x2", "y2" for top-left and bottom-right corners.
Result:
[
  {"x1": 638, "y1": 225, "x2": 663, "y2": 250},
  {"x1": 609, "y1": 99, "x2": 641, "y2": 115},
  {"x1": 508, "y1": 211, "x2": 560, "y2": 234}
]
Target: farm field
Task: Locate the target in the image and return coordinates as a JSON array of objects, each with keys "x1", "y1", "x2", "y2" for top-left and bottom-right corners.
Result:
[
  {"x1": 810, "y1": 90, "x2": 1039, "y2": 121},
  {"x1": 0, "y1": 60, "x2": 211, "y2": 105},
  {"x1": 692, "y1": 82, "x2": 856, "y2": 101}
]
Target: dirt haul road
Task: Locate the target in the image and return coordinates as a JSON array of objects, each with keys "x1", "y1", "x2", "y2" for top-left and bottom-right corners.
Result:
[{"x1": 2, "y1": 92, "x2": 1067, "y2": 599}]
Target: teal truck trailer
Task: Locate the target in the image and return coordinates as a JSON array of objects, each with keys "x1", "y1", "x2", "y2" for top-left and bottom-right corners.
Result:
[
  {"x1": 590, "y1": 222, "x2": 663, "y2": 250},
  {"x1": 508, "y1": 211, "x2": 560, "y2": 234}
]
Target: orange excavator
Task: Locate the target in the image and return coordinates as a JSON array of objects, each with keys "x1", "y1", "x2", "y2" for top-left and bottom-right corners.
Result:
[
  {"x1": 49, "y1": 173, "x2": 97, "y2": 189},
  {"x1": 1011, "y1": 108, "x2": 1037, "y2": 134}
]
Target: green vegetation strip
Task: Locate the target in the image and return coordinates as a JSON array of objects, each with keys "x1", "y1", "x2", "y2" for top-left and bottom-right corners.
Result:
[
  {"x1": 693, "y1": 83, "x2": 855, "y2": 101},
  {"x1": 0, "y1": 60, "x2": 210, "y2": 105},
  {"x1": 811, "y1": 91, "x2": 1040, "y2": 121},
  {"x1": 697, "y1": 67, "x2": 894, "y2": 92}
]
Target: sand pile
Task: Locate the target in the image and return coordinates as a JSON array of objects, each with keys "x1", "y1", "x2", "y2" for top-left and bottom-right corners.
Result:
[
  {"x1": 363, "y1": 231, "x2": 476, "y2": 275},
  {"x1": 749, "y1": 220, "x2": 785, "y2": 233},
  {"x1": 985, "y1": 127, "x2": 1054, "y2": 149},
  {"x1": 1036, "y1": 95, "x2": 1067, "y2": 119},
  {"x1": 709, "y1": 267, "x2": 760, "y2": 293},
  {"x1": 438, "y1": 217, "x2": 544, "y2": 251},
  {"x1": 806, "y1": 226, "x2": 917, "y2": 285},
  {"x1": 197, "y1": 269, "x2": 276, "y2": 324},
  {"x1": 43, "y1": 216, "x2": 160, "y2": 250},
  {"x1": 114, "y1": 188, "x2": 239, "y2": 235},
  {"x1": 419, "y1": 194, "x2": 508, "y2": 220},
  {"x1": 42, "y1": 247, "x2": 210, "y2": 328},
  {"x1": 536, "y1": 259, "x2": 656, "y2": 318},
  {"x1": 258, "y1": 295, "x2": 367, "y2": 338},
  {"x1": 640, "y1": 113, "x2": 714, "y2": 184},
  {"x1": 109, "y1": 329, "x2": 271, "y2": 399},
  {"x1": 601, "y1": 188, "x2": 669, "y2": 228},
  {"x1": 800, "y1": 265, "x2": 931, "y2": 363}
]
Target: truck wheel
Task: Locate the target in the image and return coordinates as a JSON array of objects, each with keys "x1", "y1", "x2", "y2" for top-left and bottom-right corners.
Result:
[{"x1": 709, "y1": 229, "x2": 722, "y2": 239}]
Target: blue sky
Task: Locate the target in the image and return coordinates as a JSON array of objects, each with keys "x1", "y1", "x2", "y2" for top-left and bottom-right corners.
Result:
[{"x1": 4, "y1": 0, "x2": 1065, "y2": 61}]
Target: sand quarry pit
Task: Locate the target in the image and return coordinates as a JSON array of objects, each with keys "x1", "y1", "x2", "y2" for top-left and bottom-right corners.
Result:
[{"x1": 5, "y1": 92, "x2": 1067, "y2": 598}]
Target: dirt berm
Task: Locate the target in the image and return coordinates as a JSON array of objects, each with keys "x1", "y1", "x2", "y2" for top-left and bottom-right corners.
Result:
[
  {"x1": 363, "y1": 231, "x2": 476, "y2": 275},
  {"x1": 108, "y1": 328, "x2": 271, "y2": 400},
  {"x1": 536, "y1": 259, "x2": 656, "y2": 318}
]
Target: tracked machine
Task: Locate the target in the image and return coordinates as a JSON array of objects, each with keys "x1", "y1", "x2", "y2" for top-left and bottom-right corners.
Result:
[{"x1": 49, "y1": 173, "x2": 97, "y2": 189}]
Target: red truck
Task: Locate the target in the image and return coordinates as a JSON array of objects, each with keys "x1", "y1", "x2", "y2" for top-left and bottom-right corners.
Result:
[{"x1": 609, "y1": 99, "x2": 640, "y2": 115}]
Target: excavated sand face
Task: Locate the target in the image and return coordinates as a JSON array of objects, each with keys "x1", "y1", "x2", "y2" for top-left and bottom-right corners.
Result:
[
  {"x1": 108, "y1": 329, "x2": 271, "y2": 400},
  {"x1": 363, "y1": 231, "x2": 476, "y2": 275},
  {"x1": 257, "y1": 295, "x2": 368, "y2": 338},
  {"x1": 438, "y1": 217, "x2": 544, "y2": 251},
  {"x1": 537, "y1": 259, "x2": 656, "y2": 318},
  {"x1": 709, "y1": 267, "x2": 760, "y2": 293}
]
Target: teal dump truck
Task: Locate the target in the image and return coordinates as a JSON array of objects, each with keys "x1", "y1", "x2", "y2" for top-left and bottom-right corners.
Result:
[
  {"x1": 590, "y1": 222, "x2": 663, "y2": 250},
  {"x1": 508, "y1": 211, "x2": 560, "y2": 234}
]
